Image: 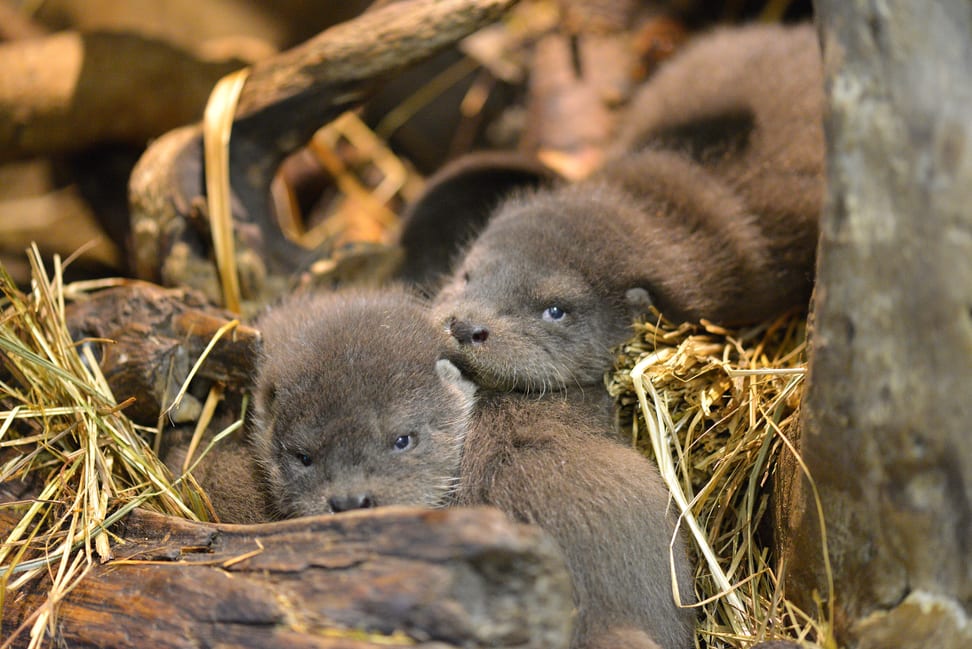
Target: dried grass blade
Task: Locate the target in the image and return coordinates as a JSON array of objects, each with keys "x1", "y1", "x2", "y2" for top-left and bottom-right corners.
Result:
[
  {"x1": 0, "y1": 246, "x2": 212, "y2": 645},
  {"x1": 203, "y1": 68, "x2": 250, "y2": 314},
  {"x1": 612, "y1": 309, "x2": 826, "y2": 647}
]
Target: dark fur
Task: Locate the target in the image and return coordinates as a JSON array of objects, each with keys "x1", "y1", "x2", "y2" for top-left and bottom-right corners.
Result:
[
  {"x1": 432, "y1": 23, "x2": 823, "y2": 393},
  {"x1": 612, "y1": 22, "x2": 823, "y2": 302},
  {"x1": 250, "y1": 287, "x2": 476, "y2": 517},
  {"x1": 459, "y1": 391, "x2": 696, "y2": 649},
  {"x1": 396, "y1": 150, "x2": 557, "y2": 292},
  {"x1": 250, "y1": 289, "x2": 696, "y2": 649},
  {"x1": 164, "y1": 435, "x2": 273, "y2": 524}
]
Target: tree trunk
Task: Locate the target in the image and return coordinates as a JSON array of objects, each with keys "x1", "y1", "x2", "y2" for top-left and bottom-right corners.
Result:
[{"x1": 780, "y1": 2, "x2": 972, "y2": 646}]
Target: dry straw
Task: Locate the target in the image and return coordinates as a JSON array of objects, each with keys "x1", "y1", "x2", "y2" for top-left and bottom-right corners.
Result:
[
  {"x1": 609, "y1": 308, "x2": 834, "y2": 649},
  {"x1": 0, "y1": 246, "x2": 210, "y2": 648}
]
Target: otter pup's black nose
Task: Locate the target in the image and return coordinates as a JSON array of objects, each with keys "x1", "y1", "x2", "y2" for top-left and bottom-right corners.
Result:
[
  {"x1": 329, "y1": 493, "x2": 375, "y2": 512},
  {"x1": 448, "y1": 317, "x2": 489, "y2": 346}
]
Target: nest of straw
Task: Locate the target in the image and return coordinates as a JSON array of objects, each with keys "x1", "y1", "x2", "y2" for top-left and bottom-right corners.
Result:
[
  {"x1": 608, "y1": 308, "x2": 827, "y2": 648},
  {"x1": 0, "y1": 247, "x2": 212, "y2": 646}
]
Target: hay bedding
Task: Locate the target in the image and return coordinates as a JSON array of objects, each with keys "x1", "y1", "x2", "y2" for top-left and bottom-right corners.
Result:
[
  {"x1": 609, "y1": 309, "x2": 830, "y2": 648},
  {"x1": 0, "y1": 248, "x2": 214, "y2": 647}
]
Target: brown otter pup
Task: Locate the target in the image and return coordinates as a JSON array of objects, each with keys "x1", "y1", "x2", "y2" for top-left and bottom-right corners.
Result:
[
  {"x1": 460, "y1": 391, "x2": 697, "y2": 649},
  {"x1": 164, "y1": 433, "x2": 273, "y2": 524},
  {"x1": 428, "y1": 23, "x2": 822, "y2": 393},
  {"x1": 250, "y1": 287, "x2": 476, "y2": 517},
  {"x1": 249, "y1": 288, "x2": 696, "y2": 649}
]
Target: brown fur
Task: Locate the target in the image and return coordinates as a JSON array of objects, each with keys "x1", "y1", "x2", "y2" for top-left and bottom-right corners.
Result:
[
  {"x1": 459, "y1": 391, "x2": 697, "y2": 649},
  {"x1": 612, "y1": 22, "x2": 823, "y2": 303},
  {"x1": 396, "y1": 150, "x2": 557, "y2": 292},
  {"x1": 432, "y1": 23, "x2": 823, "y2": 393},
  {"x1": 164, "y1": 436, "x2": 272, "y2": 524},
  {"x1": 249, "y1": 287, "x2": 476, "y2": 517}
]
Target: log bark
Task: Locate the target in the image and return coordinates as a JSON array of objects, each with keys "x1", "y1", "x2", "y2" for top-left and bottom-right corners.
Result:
[
  {"x1": 780, "y1": 2, "x2": 972, "y2": 646},
  {"x1": 2, "y1": 506, "x2": 574, "y2": 649},
  {"x1": 128, "y1": 0, "x2": 517, "y2": 310},
  {"x1": 29, "y1": 0, "x2": 373, "y2": 53},
  {"x1": 64, "y1": 281, "x2": 259, "y2": 425}
]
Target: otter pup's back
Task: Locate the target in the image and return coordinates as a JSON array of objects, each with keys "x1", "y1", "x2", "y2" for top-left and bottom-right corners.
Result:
[{"x1": 460, "y1": 392, "x2": 697, "y2": 649}]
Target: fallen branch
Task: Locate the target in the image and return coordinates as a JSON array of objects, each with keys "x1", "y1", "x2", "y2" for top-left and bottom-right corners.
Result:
[{"x1": 0, "y1": 31, "x2": 246, "y2": 162}]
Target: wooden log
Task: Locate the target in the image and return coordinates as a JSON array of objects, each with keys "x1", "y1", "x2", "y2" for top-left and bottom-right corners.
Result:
[
  {"x1": 778, "y1": 2, "x2": 972, "y2": 646},
  {"x1": 28, "y1": 0, "x2": 373, "y2": 54},
  {"x1": 128, "y1": 0, "x2": 517, "y2": 309},
  {"x1": 2, "y1": 506, "x2": 574, "y2": 648},
  {"x1": 64, "y1": 281, "x2": 259, "y2": 425},
  {"x1": 0, "y1": 31, "x2": 247, "y2": 162}
]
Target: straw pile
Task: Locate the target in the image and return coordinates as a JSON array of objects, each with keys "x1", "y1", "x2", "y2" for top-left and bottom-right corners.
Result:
[
  {"x1": 0, "y1": 247, "x2": 210, "y2": 648},
  {"x1": 609, "y1": 308, "x2": 833, "y2": 649}
]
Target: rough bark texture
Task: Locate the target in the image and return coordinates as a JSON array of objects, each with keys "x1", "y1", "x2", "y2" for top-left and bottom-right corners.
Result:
[
  {"x1": 781, "y1": 2, "x2": 972, "y2": 646},
  {"x1": 2, "y1": 507, "x2": 574, "y2": 649},
  {"x1": 64, "y1": 282, "x2": 259, "y2": 425}
]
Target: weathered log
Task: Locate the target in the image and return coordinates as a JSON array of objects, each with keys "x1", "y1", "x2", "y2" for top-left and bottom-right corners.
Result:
[
  {"x1": 2, "y1": 506, "x2": 574, "y2": 648},
  {"x1": 0, "y1": 157, "x2": 126, "y2": 285},
  {"x1": 779, "y1": 2, "x2": 972, "y2": 646},
  {"x1": 128, "y1": 0, "x2": 517, "y2": 310},
  {"x1": 64, "y1": 281, "x2": 259, "y2": 425},
  {"x1": 0, "y1": 31, "x2": 248, "y2": 163},
  {"x1": 29, "y1": 0, "x2": 373, "y2": 54}
]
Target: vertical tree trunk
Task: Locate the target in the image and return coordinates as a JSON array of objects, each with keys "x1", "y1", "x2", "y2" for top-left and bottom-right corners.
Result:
[{"x1": 782, "y1": 2, "x2": 972, "y2": 646}]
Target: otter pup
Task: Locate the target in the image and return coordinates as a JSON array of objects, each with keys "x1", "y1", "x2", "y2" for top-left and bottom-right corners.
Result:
[
  {"x1": 396, "y1": 150, "x2": 558, "y2": 292},
  {"x1": 250, "y1": 288, "x2": 476, "y2": 517},
  {"x1": 429, "y1": 23, "x2": 822, "y2": 393},
  {"x1": 460, "y1": 390, "x2": 697, "y2": 649},
  {"x1": 250, "y1": 288, "x2": 696, "y2": 649},
  {"x1": 164, "y1": 433, "x2": 273, "y2": 524}
]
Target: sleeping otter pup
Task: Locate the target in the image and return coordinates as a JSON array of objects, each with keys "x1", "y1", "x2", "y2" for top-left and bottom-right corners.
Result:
[
  {"x1": 250, "y1": 288, "x2": 476, "y2": 517},
  {"x1": 250, "y1": 288, "x2": 696, "y2": 649},
  {"x1": 430, "y1": 23, "x2": 822, "y2": 393}
]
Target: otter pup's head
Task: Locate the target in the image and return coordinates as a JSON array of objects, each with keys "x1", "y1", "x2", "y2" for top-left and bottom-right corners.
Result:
[
  {"x1": 251, "y1": 288, "x2": 476, "y2": 518},
  {"x1": 433, "y1": 186, "x2": 654, "y2": 394}
]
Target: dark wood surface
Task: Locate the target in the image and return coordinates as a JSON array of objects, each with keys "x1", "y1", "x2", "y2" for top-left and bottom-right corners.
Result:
[
  {"x1": 64, "y1": 281, "x2": 259, "y2": 425},
  {"x1": 2, "y1": 506, "x2": 574, "y2": 649},
  {"x1": 779, "y1": 2, "x2": 972, "y2": 647}
]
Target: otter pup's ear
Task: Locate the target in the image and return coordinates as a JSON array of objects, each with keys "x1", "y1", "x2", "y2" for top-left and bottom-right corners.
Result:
[
  {"x1": 435, "y1": 358, "x2": 478, "y2": 418},
  {"x1": 625, "y1": 287, "x2": 654, "y2": 317},
  {"x1": 397, "y1": 151, "x2": 561, "y2": 290}
]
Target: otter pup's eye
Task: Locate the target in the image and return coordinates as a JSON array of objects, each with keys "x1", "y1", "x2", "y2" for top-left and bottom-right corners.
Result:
[
  {"x1": 296, "y1": 452, "x2": 313, "y2": 466},
  {"x1": 462, "y1": 271, "x2": 470, "y2": 283},
  {"x1": 393, "y1": 434, "x2": 415, "y2": 452},
  {"x1": 542, "y1": 306, "x2": 566, "y2": 322}
]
